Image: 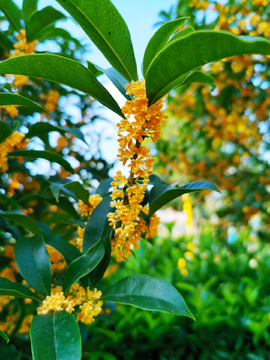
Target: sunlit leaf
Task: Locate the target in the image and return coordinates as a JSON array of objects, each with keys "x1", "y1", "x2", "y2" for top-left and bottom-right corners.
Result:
[
  {"x1": 143, "y1": 17, "x2": 189, "y2": 75},
  {"x1": 56, "y1": 0, "x2": 138, "y2": 82},
  {"x1": 0, "y1": 54, "x2": 124, "y2": 117},
  {"x1": 146, "y1": 31, "x2": 270, "y2": 105},
  {"x1": 102, "y1": 275, "x2": 195, "y2": 319}
]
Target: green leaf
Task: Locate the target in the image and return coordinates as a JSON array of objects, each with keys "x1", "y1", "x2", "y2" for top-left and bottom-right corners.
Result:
[
  {"x1": 0, "y1": 277, "x2": 40, "y2": 300},
  {"x1": 56, "y1": 0, "x2": 137, "y2": 82},
  {"x1": 148, "y1": 174, "x2": 168, "y2": 185},
  {"x1": 0, "y1": 330, "x2": 9, "y2": 343},
  {"x1": 149, "y1": 184, "x2": 171, "y2": 204},
  {"x1": 102, "y1": 274, "x2": 194, "y2": 319},
  {"x1": 26, "y1": 6, "x2": 67, "y2": 42},
  {"x1": 0, "y1": 120, "x2": 12, "y2": 144},
  {"x1": 0, "y1": 0, "x2": 22, "y2": 32},
  {"x1": 143, "y1": 17, "x2": 189, "y2": 76},
  {"x1": 96, "y1": 178, "x2": 113, "y2": 197},
  {"x1": 50, "y1": 180, "x2": 89, "y2": 203},
  {"x1": 0, "y1": 31, "x2": 14, "y2": 52},
  {"x1": 87, "y1": 61, "x2": 103, "y2": 77},
  {"x1": 0, "y1": 54, "x2": 124, "y2": 117},
  {"x1": 26, "y1": 122, "x2": 88, "y2": 145},
  {"x1": 63, "y1": 241, "x2": 105, "y2": 294},
  {"x1": 179, "y1": 70, "x2": 215, "y2": 91},
  {"x1": 0, "y1": 92, "x2": 52, "y2": 117},
  {"x1": 14, "y1": 193, "x2": 79, "y2": 220},
  {"x1": 88, "y1": 62, "x2": 131, "y2": 100},
  {"x1": 83, "y1": 195, "x2": 111, "y2": 253},
  {"x1": 149, "y1": 180, "x2": 220, "y2": 217},
  {"x1": 45, "y1": 234, "x2": 81, "y2": 266},
  {"x1": 22, "y1": 0, "x2": 38, "y2": 23},
  {"x1": 8, "y1": 150, "x2": 74, "y2": 174},
  {"x1": 146, "y1": 31, "x2": 270, "y2": 105},
  {"x1": 14, "y1": 234, "x2": 51, "y2": 296},
  {"x1": 30, "y1": 312, "x2": 81, "y2": 360},
  {"x1": 167, "y1": 26, "x2": 195, "y2": 44},
  {"x1": 88, "y1": 221, "x2": 112, "y2": 286},
  {"x1": 0, "y1": 210, "x2": 41, "y2": 234}
]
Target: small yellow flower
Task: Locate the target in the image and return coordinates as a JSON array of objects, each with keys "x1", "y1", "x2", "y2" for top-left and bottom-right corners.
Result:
[{"x1": 178, "y1": 258, "x2": 186, "y2": 270}]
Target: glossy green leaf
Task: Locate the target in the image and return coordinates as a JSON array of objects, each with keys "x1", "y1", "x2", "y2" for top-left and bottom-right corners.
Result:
[
  {"x1": 167, "y1": 26, "x2": 195, "y2": 44},
  {"x1": 50, "y1": 180, "x2": 89, "y2": 203},
  {"x1": 0, "y1": 54, "x2": 123, "y2": 117},
  {"x1": 0, "y1": 210, "x2": 41, "y2": 234},
  {"x1": 102, "y1": 274, "x2": 194, "y2": 319},
  {"x1": 88, "y1": 221, "x2": 112, "y2": 286},
  {"x1": 14, "y1": 234, "x2": 51, "y2": 296},
  {"x1": 88, "y1": 62, "x2": 132, "y2": 100},
  {"x1": 22, "y1": 0, "x2": 38, "y2": 23},
  {"x1": 0, "y1": 0, "x2": 22, "y2": 32},
  {"x1": 56, "y1": 0, "x2": 137, "y2": 81},
  {"x1": 26, "y1": 122, "x2": 88, "y2": 145},
  {"x1": 45, "y1": 234, "x2": 81, "y2": 266},
  {"x1": 179, "y1": 70, "x2": 215, "y2": 91},
  {"x1": 148, "y1": 174, "x2": 168, "y2": 185},
  {"x1": 96, "y1": 178, "x2": 113, "y2": 197},
  {"x1": 63, "y1": 241, "x2": 105, "y2": 294},
  {"x1": 87, "y1": 61, "x2": 104, "y2": 77},
  {"x1": 0, "y1": 120, "x2": 12, "y2": 144},
  {"x1": 149, "y1": 184, "x2": 171, "y2": 204},
  {"x1": 8, "y1": 150, "x2": 74, "y2": 174},
  {"x1": 0, "y1": 330, "x2": 9, "y2": 343},
  {"x1": 149, "y1": 180, "x2": 220, "y2": 217},
  {"x1": 0, "y1": 31, "x2": 14, "y2": 52},
  {"x1": 83, "y1": 195, "x2": 111, "y2": 253},
  {"x1": 146, "y1": 31, "x2": 270, "y2": 105},
  {"x1": 0, "y1": 277, "x2": 40, "y2": 300},
  {"x1": 143, "y1": 17, "x2": 189, "y2": 76},
  {"x1": 0, "y1": 92, "x2": 52, "y2": 117},
  {"x1": 30, "y1": 311, "x2": 81, "y2": 360},
  {"x1": 26, "y1": 6, "x2": 67, "y2": 42}
]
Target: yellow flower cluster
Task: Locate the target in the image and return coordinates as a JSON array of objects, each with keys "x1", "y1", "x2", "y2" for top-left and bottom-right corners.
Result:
[
  {"x1": 252, "y1": 0, "x2": 268, "y2": 6},
  {"x1": 177, "y1": 242, "x2": 197, "y2": 276},
  {"x1": 46, "y1": 245, "x2": 66, "y2": 272},
  {"x1": 37, "y1": 284, "x2": 103, "y2": 324},
  {"x1": 71, "y1": 194, "x2": 103, "y2": 251},
  {"x1": 18, "y1": 314, "x2": 34, "y2": 334},
  {"x1": 0, "y1": 295, "x2": 14, "y2": 312},
  {"x1": 78, "y1": 194, "x2": 103, "y2": 217},
  {"x1": 10, "y1": 30, "x2": 38, "y2": 87},
  {"x1": 44, "y1": 90, "x2": 60, "y2": 113},
  {"x1": 4, "y1": 105, "x2": 19, "y2": 118},
  {"x1": 108, "y1": 79, "x2": 167, "y2": 262},
  {"x1": 0, "y1": 131, "x2": 29, "y2": 173},
  {"x1": 37, "y1": 286, "x2": 75, "y2": 314}
]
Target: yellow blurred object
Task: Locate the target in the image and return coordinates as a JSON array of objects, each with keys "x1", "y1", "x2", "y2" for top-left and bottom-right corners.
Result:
[
  {"x1": 178, "y1": 258, "x2": 186, "y2": 270},
  {"x1": 183, "y1": 194, "x2": 193, "y2": 234},
  {"x1": 181, "y1": 268, "x2": 188, "y2": 276},
  {"x1": 184, "y1": 251, "x2": 194, "y2": 260},
  {"x1": 187, "y1": 242, "x2": 196, "y2": 251}
]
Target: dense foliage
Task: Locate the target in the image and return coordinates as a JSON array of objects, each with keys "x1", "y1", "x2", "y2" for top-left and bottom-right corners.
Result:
[
  {"x1": 0, "y1": 0, "x2": 269, "y2": 358},
  {"x1": 154, "y1": 0, "x2": 270, "y2": 234},
  {"x1": 86, "y1": 227, "x2": 270, "y2": 360}
]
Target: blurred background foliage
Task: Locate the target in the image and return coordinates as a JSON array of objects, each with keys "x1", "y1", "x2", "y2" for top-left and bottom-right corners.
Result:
[
  {"x1": 0, "y1": 0, "x2": 270, "y2": 359},
  {"x1": 154, "y1": 0, "x2": 270, "y2": 237}
]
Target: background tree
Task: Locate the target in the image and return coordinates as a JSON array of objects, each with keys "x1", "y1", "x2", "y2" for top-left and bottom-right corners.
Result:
[{"x1": 154, "y1": 0, "x2": 270, "y2": 236}]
